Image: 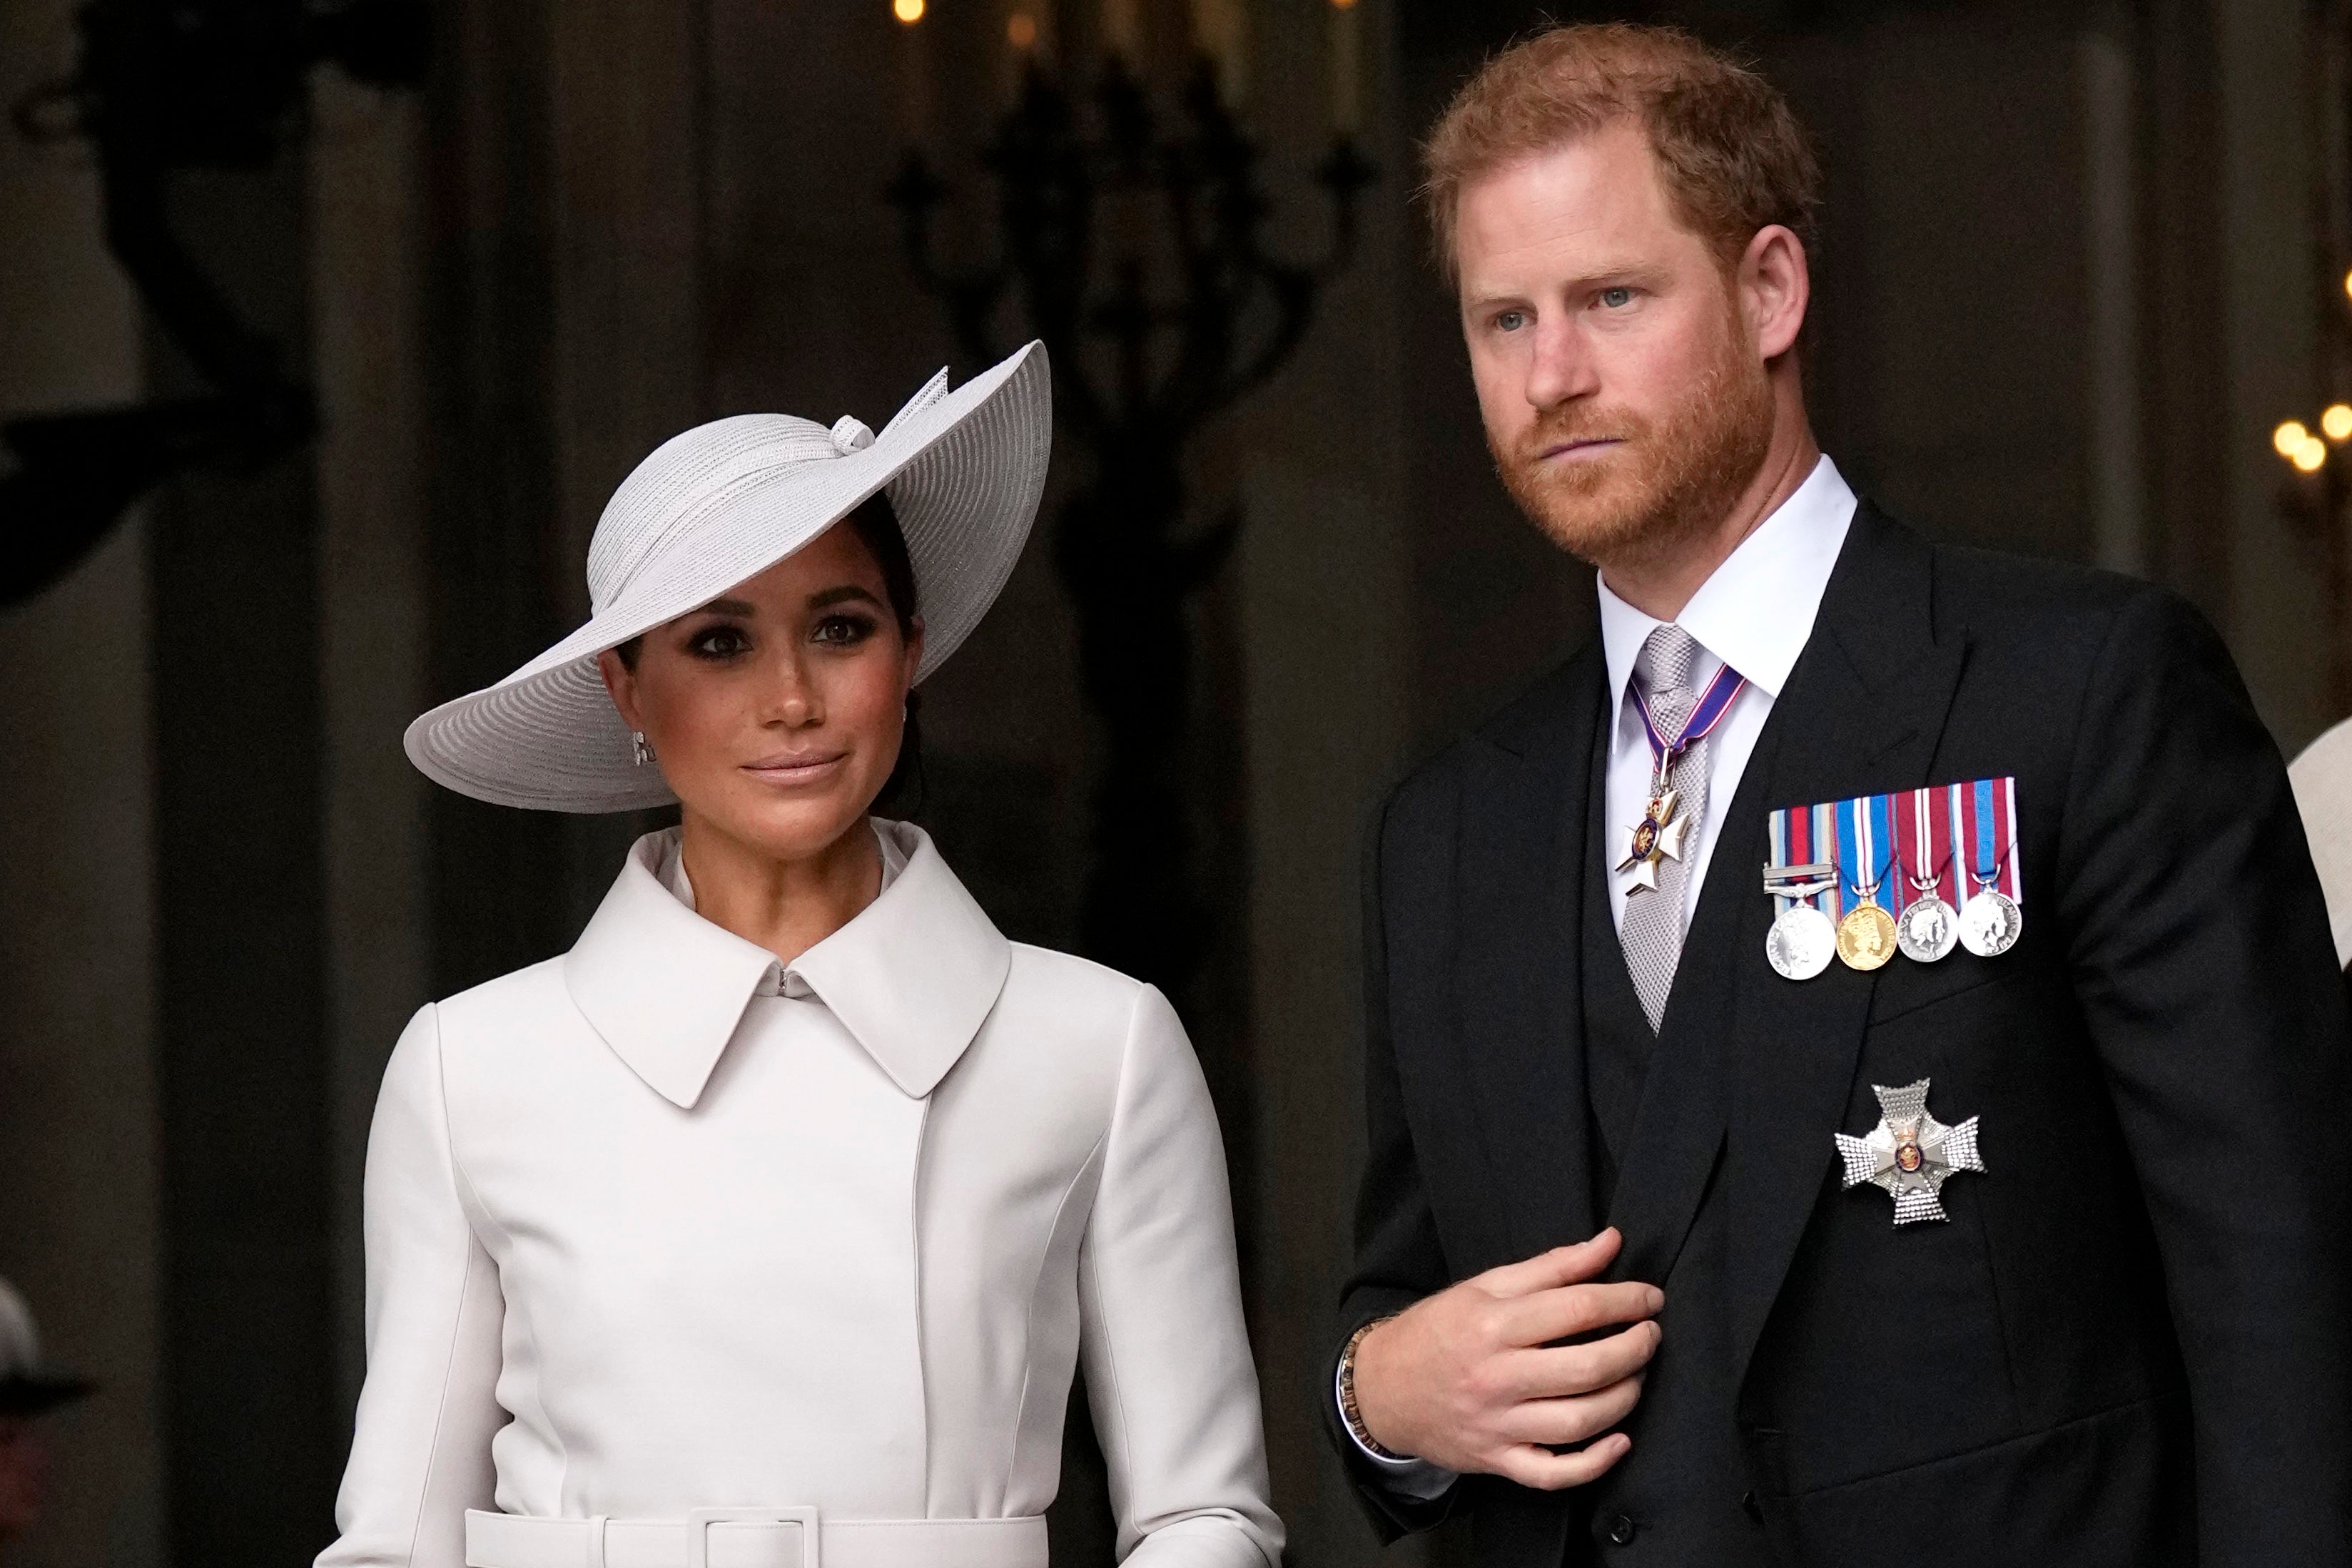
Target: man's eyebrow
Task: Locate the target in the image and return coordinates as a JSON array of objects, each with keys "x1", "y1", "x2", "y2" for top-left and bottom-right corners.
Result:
[{"x1": 808, "y1": 585, "x2": 886, "y2": 610}]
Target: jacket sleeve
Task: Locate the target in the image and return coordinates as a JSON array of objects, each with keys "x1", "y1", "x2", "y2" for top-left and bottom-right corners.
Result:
[
  {"x1": 1076, "y1": 984, "x2": 1283, "y2": 1568},
  {"x1": 317, "y1": 1006, "x2": 507, "y2": 1568},
  {"x1": 1323, "y1": 785, "x2": 1461, "y2": 1539},
  {"x1": 2057, "y1": 586, "x2": 2352, "y2": 1566}
]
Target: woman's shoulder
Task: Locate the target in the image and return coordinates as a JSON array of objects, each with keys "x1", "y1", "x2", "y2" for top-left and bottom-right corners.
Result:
[
  {"x1": 996, "y1": 943, "x2": 1195, "y2": 1057},
  {"x1": 418, "y1": 954, "x2": 581, "y2": 1050}
]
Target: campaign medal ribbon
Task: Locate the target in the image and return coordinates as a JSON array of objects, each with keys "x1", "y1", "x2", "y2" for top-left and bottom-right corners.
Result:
[
  {"x1": 1763, "y1": 800, "x2": 1837, "y2": 981},
  {"x1": 1834, "y1": 793, "x2": 1898, "y2": 970},
  {"x1": 1894, "y1": 785, "x2": 1960, "y2": 962},
  {"x1": 1956, "y1": 776, "x2": 2024, "y2": 956},
  {"x1": 1616, "y1": 658, "x2": 1748, "y2": 894}
]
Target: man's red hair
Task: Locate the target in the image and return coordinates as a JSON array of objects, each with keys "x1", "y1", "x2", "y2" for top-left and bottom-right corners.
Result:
[{"x1": 1421, "y1": 23, "x2": 1822, "y2": 284}]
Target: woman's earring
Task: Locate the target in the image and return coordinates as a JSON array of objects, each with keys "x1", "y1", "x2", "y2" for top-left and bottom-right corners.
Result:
[{"x1": 632, "y1": 731, "x2": 654, "y2": 767}]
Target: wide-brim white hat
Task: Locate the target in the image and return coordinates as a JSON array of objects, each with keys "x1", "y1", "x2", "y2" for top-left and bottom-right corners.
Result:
[
  {"x1": 405, "y1": 342, "x2": 1050, "y2": 812},
  {"x1": 2291, "y1": 713, "x2": 2352, "y2": 966}
]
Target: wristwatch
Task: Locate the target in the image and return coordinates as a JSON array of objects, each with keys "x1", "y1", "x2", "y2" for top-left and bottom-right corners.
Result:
[{"x1": 1339, "y1": 1315, "x2": 1402, "y2": 1460}]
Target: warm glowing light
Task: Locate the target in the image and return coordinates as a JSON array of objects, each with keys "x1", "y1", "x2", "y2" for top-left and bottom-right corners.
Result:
[
  {"x1": 2324, "y1": 405, "x2": 2352, "y2": 442},
  {"x1": 1330, "y1": 0, "x2": 1359, "y2": 8},
  {"x1": 2296, "y1": 437, "x2": 2329, "y2": 473},
  {"x1": 2343, "y1": 268, "x2": 2352, "y2": 302},
  {"x1": 2278, "y1": 419, "x2": 2313, "y2": 459},
  {"x1": 893, "y1": 0, "x2": 924, "y2": 22},
  {"x1": 1008, "y1": 11, "x2": 1037, "y2": 47}
]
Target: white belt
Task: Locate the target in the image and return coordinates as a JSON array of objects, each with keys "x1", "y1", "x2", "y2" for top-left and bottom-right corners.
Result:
[{"x1": 465, "y1": 1508, "x2": 1048, "y2": 1568}]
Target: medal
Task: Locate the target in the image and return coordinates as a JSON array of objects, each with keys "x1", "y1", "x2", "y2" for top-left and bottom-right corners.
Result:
[
  {"x1": 1619, "y1": 657, "x2": 1748, "y2": 895},
  {"x1": 1764, "y1": 872, "x2": 1838, "y2": 980},
  {"x1": 1833, "y1": 795, "x2": 1897, "y2": 971},
  {"x1": 1834, "y1": 1077, "x2": 1985, "y2": 1225},
  {"x1": 1893, "y1": 785, "x2": 1959, "y2": 962},
  {"x1": 1955, "y1": 777, "x2": 2023, "y2": 957}
]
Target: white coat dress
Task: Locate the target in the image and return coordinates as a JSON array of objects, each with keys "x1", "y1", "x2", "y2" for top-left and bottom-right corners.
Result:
[{"x1": 318, "y1": 821, "x2": 1282, "y2": 1568}]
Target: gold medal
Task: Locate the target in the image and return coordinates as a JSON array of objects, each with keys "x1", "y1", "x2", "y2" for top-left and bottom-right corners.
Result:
[{"x1": 1835, "y1": 901, "x2": 1897, "y2": 969}]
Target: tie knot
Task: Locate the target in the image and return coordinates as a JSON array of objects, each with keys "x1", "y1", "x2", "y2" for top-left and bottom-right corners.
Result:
[{"x1": 1636, "y1": 623, "x2": 1701, "y2": 698}]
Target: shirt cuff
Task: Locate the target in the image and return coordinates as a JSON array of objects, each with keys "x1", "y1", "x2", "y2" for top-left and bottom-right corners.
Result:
[{"x1": 1333, "y1": 1360, "x2": 1459, "y2": 1501}]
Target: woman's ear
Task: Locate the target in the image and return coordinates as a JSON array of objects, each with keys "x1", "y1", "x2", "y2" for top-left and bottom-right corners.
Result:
[
  {"x1": 903, "y1": 617, "x2": 927, "y2": 691},
  {"x1": 596, "y1": 648, "x2": 644, "y2": 733}
]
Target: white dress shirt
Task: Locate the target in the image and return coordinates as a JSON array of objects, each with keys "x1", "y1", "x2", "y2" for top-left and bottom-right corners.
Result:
[{"x1": 1344, "y1": 455, "x2": 1856, "y2": 1492}]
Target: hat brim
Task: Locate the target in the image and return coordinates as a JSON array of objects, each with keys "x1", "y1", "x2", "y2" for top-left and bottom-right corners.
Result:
[{"x1": 404, "y1": 343, "x2": 1051, "y2": 812}]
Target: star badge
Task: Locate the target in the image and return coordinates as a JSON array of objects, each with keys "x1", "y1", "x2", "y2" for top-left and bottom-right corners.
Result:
[
  {"x1": 1616, "y1": 788, "x2": 1690, "y2": 893},
  {"x1": 1833, "y1": 1078, "x2": 1984, "y2": 1225}
]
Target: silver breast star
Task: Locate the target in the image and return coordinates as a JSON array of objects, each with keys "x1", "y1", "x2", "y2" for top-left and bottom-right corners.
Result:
[{"x1": 1833, "y1": 1078, "x2": 1984, "y2": 1225}]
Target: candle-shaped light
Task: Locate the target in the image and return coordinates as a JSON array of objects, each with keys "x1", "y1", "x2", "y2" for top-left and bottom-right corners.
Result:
[
  {"x1": 896, "y1": 0, "x2": 930, "y2": 142},
  {"x1": 1103, "y1": 0, "x2": 1140, "y2": 61},
  {"x1": 1004, "y1": 6, "x2": 1043, "y2": 100},
  {"x1": 1192, "y1": 0, "x2": 1247, "y2": 105},
  {"x1": 1330, "y1": 0, "x2": 1362, "y2": 136}
]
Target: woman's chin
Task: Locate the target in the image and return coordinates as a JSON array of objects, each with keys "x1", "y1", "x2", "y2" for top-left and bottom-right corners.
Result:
[{"x1": 688, "y1": 783, "x2": 877, "y2": 862}]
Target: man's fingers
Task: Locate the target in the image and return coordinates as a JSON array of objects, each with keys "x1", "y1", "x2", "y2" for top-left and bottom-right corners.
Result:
[
  {"x1": 1476, "y1": 1228, "x2": 1623, "y2": 1299},
  {"x1": 1496, "y1": 1375, "x2": 1646, "y2": 1447},
  {"x1": 1499, "y1": 1279, "x2": 1664, "y2": 1348},
  {"x1": 1490, "y1": 1432, "x2": 1633, "y2": 1492},
  {"x1": 1509, "y1": 1320, "x2": 1663, "y2": 1399}
]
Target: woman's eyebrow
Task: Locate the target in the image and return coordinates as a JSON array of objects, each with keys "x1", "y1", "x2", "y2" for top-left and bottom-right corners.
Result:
[
  {"x1": 807, "y1": 585, "x2": 886, "y2": 610},
  {"x1": 687, "y1": 596, "x2": 759, "y2": 617}
]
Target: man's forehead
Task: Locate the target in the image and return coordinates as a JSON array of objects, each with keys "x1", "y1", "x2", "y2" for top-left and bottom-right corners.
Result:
[{"x1": 1454, "y1": 123, "x2": 1687, "y2": 284}]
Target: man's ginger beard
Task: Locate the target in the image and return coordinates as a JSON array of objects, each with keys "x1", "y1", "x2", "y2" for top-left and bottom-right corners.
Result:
[{"x1": 1491, "y1": 300, "x2": 1776, "y2": 574}]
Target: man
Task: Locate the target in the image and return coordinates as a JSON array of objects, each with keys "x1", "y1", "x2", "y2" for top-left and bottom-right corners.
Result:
[
  {"x1": 0, "y1": 1277, "x2": 93, "y2": 1559},
  {"x1": 1327, "y1": 23, "x2": 2352, "y2": 1567}
]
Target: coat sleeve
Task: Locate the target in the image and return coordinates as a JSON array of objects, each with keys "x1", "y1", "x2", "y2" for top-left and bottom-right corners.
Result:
[
  {"x1": 2056, "y1": 586, "x2": 2352, "y2": 1566},
  {"x1": 1323, "y1": 784, "x2": 1461, "y2": 1539},
  {"x1": 1075, "y1": 984, "x2": 1283, "y2": 1568},
  {"x1": 317, "y1": 1006, "x2": 507, "y2": 1568}
]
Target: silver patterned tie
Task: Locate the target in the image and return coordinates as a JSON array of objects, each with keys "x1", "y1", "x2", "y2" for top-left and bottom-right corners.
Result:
[{"x1": 1620, "y1": 625, "x2": 1709, "y2": 1032}]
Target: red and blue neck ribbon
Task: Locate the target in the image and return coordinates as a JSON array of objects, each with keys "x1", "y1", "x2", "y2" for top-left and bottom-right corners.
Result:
[{"x1": 1631, "y1": 657, "x2": 1748, "y2": 779}]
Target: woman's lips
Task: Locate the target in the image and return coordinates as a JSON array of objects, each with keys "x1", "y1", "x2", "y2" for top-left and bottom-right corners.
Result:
[{"x1": 741, "y1": 750, "x2": 848, "y2": 784}]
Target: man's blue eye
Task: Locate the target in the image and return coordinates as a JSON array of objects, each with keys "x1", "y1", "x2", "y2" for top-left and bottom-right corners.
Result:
[
  {"x1": 1495, "y1": 310, "x2": 1527, "y2": 332},
  {"x1": 1601, "y1": 287, "x2": 1634, "y2": 308}
]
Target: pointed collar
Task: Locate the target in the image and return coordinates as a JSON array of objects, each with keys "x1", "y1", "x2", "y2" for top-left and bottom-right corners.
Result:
[
  {"x1": 564, "y1": 820, "x2": 1012, "y2": 1109},
  {"x1": 1596, "y1": 453, "x2": 1857, "y2": 717}
]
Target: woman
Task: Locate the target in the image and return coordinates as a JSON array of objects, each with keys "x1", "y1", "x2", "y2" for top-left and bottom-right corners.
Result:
[{"x1": 322, "y1": 345, "x2": 1282, "y2": 1568}]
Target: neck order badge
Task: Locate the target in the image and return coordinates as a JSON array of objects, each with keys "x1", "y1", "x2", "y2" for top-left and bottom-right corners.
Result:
[
  {"x1": 1763, "y1": 778, "x2": 2024, "y2": 981},
  {"x1": 1616, "y1": 660, "x2": 1748, "y2": 892}
]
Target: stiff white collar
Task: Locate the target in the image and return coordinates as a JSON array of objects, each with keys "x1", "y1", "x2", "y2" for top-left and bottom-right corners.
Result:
[
  {"x1": 1597, "y1": 454, "x2": 1857, "y2": 716},
  {"x1": 563, "y1": 820, "x2": 1010, "y2": 1109}
]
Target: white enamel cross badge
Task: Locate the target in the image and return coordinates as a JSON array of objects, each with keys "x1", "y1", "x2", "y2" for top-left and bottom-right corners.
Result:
[
  {"x1": 1834, "y1": 1078, "x2": 1984, "y2": 1225},
  {"x1": 1616, "y1": 786, "x2": 1690, "y2": 893}
]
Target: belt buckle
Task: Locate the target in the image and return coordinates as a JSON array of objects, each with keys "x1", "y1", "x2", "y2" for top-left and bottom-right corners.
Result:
[{"x1": 684, "y1": 1507, "x2": 819, "y2": 1568}]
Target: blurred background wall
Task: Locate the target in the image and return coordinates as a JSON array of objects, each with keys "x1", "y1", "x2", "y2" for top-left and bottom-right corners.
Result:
[{"x1": 0, "y1": 0, "x2": 2338, "y2": 1564}]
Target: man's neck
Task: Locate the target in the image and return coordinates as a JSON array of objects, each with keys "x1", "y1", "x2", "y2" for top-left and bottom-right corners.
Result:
[{"x1": 1598, "y1": 419, "x2": 1822, "y2": 623}]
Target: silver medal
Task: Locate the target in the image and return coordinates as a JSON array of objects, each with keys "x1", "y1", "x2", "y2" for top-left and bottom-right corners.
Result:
[
  {"x1": 1896, "y1": 892, "x2": 1960, "y2": 962},
  {"x1": 1766, "y1": 902, "x2": 1836, "y2": 980},
  {"x1": 1959, "y1": 887, "x2": 2022, "y2": 957},
  {"x1": 1835, "y1": 1077, "x2": 1985, "y2": 1225}
]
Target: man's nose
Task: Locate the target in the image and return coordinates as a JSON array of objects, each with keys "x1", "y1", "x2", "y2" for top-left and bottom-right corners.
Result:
[{"x1": 1524, "y1": 318, "x2": 1598, "y2": 410}]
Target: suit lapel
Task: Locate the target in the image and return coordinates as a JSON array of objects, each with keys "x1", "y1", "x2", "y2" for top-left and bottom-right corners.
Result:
[
  {"x1": 1725, "y1": 505, "x2": 1970, "y2": 1387},
  {"x1": 1459, "y1": 653, "x2": 1606, "y2": 1261}
]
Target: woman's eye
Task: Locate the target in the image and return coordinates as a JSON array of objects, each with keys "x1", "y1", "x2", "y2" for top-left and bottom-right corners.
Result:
[
  {"x1": 689, "y1": 626, "x2": 751, "y2": 660},
  {"x1": 1598, "y1": 287, "x2": 1635, "y2": 309},
  {"x1": 813, "y1": 614, "x2": 877, "y2": 647}
]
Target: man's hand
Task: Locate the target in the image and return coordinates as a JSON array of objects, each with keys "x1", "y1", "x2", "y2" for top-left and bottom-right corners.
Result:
[{"x1": 1352, "y1": 1228, "x2": 1663, "y2": 1489}]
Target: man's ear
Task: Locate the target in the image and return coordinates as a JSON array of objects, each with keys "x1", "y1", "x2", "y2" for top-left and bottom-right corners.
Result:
[
  {"x1": 596, "y1": 648, "x2": 644, "y2": 733},
  {"x1": 1741, "y1": 223, "x2": 1810, "y2": 362}
]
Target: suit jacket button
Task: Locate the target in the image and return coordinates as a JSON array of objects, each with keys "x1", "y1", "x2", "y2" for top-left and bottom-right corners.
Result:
[
  {"x1": 1741, "y1": 1490, "x2": 1764, "y2": 1524},
  {"x1": 1604, "y1": 1514, "x2": 1638, "y2": 1547}
]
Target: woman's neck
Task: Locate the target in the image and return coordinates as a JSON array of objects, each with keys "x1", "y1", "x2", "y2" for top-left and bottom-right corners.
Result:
[{"x1": 676, "y1": 813, "x2": 886, "y2": 967}]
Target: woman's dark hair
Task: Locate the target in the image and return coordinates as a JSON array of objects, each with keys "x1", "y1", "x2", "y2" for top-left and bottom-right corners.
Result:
[{"x1": 612, "y1": 489, "x2": 925, "y2": 814}]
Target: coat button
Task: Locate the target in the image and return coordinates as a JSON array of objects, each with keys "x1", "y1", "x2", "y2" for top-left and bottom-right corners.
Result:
[
  {"x1": 1604, "y1": 1514, "x2": 1638, "y2": 1547},
  {"x1": 1741, "y1": 1490, "x2": 1764, "y2": 1524}
]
